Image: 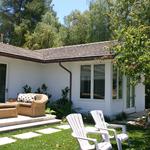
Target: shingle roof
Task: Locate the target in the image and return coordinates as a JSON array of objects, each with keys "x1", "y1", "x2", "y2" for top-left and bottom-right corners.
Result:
[
  {"x1": 0, "y1": 41, "x2": 115, "y2": 63},
  {"x1": 0, "y1": 42, "x2": 43, "y2": 62}
]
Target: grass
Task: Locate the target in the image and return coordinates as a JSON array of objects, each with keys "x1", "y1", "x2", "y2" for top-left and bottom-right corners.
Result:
[{"x1": 0, "y1": 124, "x2": 150, "y2": 150}]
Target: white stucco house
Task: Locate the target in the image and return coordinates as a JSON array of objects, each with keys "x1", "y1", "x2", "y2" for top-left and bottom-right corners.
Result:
[{"x1": 0, "y1": 41, "x2": 145, "y2": 117}]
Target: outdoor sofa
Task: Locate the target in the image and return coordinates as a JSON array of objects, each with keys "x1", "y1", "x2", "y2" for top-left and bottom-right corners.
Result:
[
  {"x1": 5, "y1": 93, "x2": 48, "y2": 117},
  {"x1": 0, "y1": 103, "x2": 18, "y2": 118}
]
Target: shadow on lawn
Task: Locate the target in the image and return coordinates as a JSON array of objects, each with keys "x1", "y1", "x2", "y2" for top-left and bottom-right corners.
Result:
[{"x1": 125, "y1": 125, "x2": 150, "y2": 150}]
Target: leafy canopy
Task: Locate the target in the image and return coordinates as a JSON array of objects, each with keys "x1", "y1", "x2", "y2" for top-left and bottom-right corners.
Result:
[{"x1": 107, "y1": 0, "x2": 150, "y2": 84}]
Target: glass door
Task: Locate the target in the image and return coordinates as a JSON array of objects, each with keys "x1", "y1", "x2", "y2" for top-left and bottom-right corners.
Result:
[
  {"x1": 0, "y1": 64, "x2": 7, "y2": 103},
  {"x1": 126, "y1": 77, "x2": 135, "y2": 113}
]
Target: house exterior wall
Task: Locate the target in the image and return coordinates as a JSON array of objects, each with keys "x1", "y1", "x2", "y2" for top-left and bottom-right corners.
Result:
[
  {"x1": 0, "y1": 56, "x2": 145, "y2": 117},
  {"x1": 69, "y1": 60, "x2": 112, "y2": 116},
  {"x1": 42, "y1": 63, "x2": 70, "y2": 100},
  {"x1": 61, "y1": 60, "x2": 145, "y2": 117},
  {"x1": 0, "y1": 56, "x2": 43, "y2": 99}
]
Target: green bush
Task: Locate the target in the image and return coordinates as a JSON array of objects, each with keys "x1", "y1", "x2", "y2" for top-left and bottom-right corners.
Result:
[
  {"x1": 23, "y1": 84, "x2": 32, "y2": 93},
  {"x1": 82, "y1": 112, "x2": 94, "y2": 124},
  {"x1": 82, "y1": 112, "x2": 111, "y2": 124},
  {"x1": 35, "y1": 83, "x2": 51, "y2": 99},
  {"x1": 116, "y1": 112, "x2": 127, "y2": 121},
  {"x1": 45, "y1": 108, "x2": 55, "y2": 114},
  {"x1": 49, "y1": 87, "x2": 76, "y2": 119}
]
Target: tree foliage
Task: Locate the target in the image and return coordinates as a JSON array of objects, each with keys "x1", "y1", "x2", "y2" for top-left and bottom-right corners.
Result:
[
  {"x1": 24, "y1": 12, "x2": 62, "y2": 49},
  {"x1": 107, "y1": 0, "x2": 150, "y2": 84},
  {"x1": 0, "y1": 0, "x2": 55, "y2": 46},
  {"x1": 60, "y1": 0, "x2": 111, "y2": 46}
]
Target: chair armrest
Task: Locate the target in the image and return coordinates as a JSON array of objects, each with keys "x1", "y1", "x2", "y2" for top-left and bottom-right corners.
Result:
[
  {"x1": 95, "y1": 127, "x2": 117, "y2": 137},
  {"x1": 107, "y1": 123, "x2": 126, "y2": 133},
  {"x1": 72, "y1": 133, "x2": 97, "y2": 143},
  {"x1": 32, "y1": 99, "x2": 47, "y2": 104},
  {"x1": 85, "y1": 126, "x2": 99, "y2": 134},
  {"x1": 32, "y1": 100, "x2": 47, "y2": 108}
]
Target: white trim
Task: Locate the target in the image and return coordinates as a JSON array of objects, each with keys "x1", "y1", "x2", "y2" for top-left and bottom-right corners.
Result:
[
  {"x1": 112, "y1": 66, "x2": 123, "y2": 101},
  {"x1": 79, "y1": 63, "x2": 105, "y2": 101},
  {"x1": 124, "y1": 77, "x2": 136, "y2": 113}
]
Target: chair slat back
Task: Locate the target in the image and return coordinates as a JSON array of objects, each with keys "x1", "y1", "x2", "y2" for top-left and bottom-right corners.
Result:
[
  {"x1": 67, "y1": 113, "x2": 90, "y2": 149},
  {"x1": 91, "y1": 110, "x2": 110, "y2": 141},
  {"x1": 91, "y1": 110, "x2": 107, "y2": 129}
]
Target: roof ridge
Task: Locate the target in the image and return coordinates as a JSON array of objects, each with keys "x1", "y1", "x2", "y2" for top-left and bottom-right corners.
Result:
[{"x1": 35, "y1": 40, "x2": 114, "y2": 52}]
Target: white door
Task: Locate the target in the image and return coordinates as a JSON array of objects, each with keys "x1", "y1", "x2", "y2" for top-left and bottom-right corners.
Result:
[{"x1": 125, "y1": 77, "x2": 136, "y2": 113}]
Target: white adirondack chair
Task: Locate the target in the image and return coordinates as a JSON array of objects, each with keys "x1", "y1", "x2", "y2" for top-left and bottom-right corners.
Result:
[
  {"x1": 66, "y1": 113, "x2": 112, "y2": 150},
  {"x1": 91, "y1": 110, "x2": 128, "y2": 150}
]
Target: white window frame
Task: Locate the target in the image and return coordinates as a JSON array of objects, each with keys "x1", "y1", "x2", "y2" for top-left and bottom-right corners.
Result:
[
  {"x1": 80, "y1": 64, "x2": 105, "y2": 100},
  {"x1": 112, "y1": 66, "x2": 123, "y2": 100}
]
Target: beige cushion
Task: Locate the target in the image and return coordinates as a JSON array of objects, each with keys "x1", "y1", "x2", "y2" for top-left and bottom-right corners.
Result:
[{"x1": 0, "y1": 103, "x2": 16, "y2": 108}]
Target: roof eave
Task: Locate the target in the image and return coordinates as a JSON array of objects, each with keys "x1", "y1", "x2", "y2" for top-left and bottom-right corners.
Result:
[
  {"x1": 43, "y1": 55, "x2": 113, "y2": 63},
  {"x1": 0, "y1": 52, "x2": 43, "y2": 63}
]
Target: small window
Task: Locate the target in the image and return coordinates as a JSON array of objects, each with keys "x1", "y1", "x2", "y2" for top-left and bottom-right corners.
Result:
[
  {"x1": 80, "y1": 65, "x2": 91, "y2": 98},
  {"x1": 112, "y1": 66, "x2": 117, "y2": 99},
  {"x1": 112, "y1": 65, "x2": 123, "y2": 100},
  {"x1": 118, "y1": 73, "x2": 123, "y2": 99},
  {"x1": 94, "y1": 64, "x2": 105, "y2": 99}
]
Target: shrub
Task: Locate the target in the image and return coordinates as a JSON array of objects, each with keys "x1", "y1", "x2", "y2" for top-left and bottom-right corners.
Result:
[
  {"x1": 82, "y1": 112, "x2": 94, "y2": 124},
  {"x1": 82, "y1": 112, "x2": 111, "y2": 124},
  {"x1": 35, "y1": 83, "x2": 51, "y2": 99},
  {"x1": 116, "y1": 112, "x2": 127, "y2": 121},
  {"x1": 23, "y1": 84, "x2": 32, "y2": 93},
  {"x1": 45, "y1": 108, "x2": 55, "y2": 114},
  {"x1": 49, "y1": 87, "x2": 76, "y2": 119}
]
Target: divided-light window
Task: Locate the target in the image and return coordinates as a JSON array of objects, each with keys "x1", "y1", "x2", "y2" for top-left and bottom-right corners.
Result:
[
  {"x1": 112, "y1": 65, "x2": 123, "y2": 100},
  {"x1": 80, "y1": 64, "x2": 105, "y2": 99}
]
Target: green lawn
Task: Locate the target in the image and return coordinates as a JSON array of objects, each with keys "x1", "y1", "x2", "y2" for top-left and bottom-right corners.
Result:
[{"x1": 0, "y1": 124, "x2": 150, "y2": 150}]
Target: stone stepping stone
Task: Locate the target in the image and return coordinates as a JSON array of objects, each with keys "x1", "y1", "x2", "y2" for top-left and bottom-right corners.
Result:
[
  {"x1": 13, "y1": 132, "x2": 41, "y2": 139},
  {"x1": 0, "y1": 137, "x2": 16, "y2": 146},
  {"x1": 56, "y1": 124, "x2": 70, "y2": 130},
  {"x1": 36, "y1": 128, "x2": 61, "y2": 134}
]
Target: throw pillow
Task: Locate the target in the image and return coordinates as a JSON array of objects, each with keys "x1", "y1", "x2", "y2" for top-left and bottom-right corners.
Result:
[{"x1": 17, "y1": 93, "x2": 36, "y2": 103}]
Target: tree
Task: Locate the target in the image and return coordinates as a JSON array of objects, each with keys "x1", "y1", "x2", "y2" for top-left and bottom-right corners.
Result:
[
  {"x1": 61, "y1": 10, "x2": 90, "y2": 45},
  {"x1": 88, "y1": 0, "x2": 111, "y2": 42},
  {"x1": 0, "y1": 0, "x2": 54, "y2": 46},
  {"x1": 107, "y1": 0, "x2": 150, "y2": 84},
  {"x1": 60, "y1": 0, "x2": 111, "y2": 46},
  {"x1": 24, "y1": 12, "x2": 62, "y2": 49}
]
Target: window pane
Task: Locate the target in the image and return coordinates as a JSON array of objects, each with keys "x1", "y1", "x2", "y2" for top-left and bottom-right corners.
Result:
[
  {"x1": 80, "y1": 65, "x2": 91, "y2": 98},
  {"x1": 126, "y1": 77, "x2": 135, "y2": 108},
  {"x1": 126, "y1": 77, "x2": 130, "y2": 108},
  {"x1": 131, "y1": 86, "x2": 135, "y2": 107},
  {"x1": 118, "y1": 71, "x2": 123, "y2": 99},
  {"x1": 112, "y1": 66, "x2": 117, "y2": 99},
  {"x1": 94, "y1": 64, "x2": 105, "y2": 99}
]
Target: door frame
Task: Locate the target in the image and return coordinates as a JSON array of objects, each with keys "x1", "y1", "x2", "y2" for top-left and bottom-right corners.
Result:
[
  {"x1": 0, "y1": 61, "x2": 8, "y2": 102},
  {"x1": 123, "y1": 76, "x2": 136, "y2": 114}
]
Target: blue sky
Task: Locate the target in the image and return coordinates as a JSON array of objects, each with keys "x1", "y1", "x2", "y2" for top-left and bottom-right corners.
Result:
[{"x1": 52, "y1": 0, "x2": 89, "y2": 24}]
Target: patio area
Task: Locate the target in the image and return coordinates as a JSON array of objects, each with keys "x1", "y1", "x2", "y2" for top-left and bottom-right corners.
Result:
[{"x1": 0, "y1": 114, "x2": 61, "y2": 132}]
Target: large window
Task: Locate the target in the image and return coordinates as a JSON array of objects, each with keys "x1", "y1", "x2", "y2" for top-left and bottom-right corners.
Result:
[
  {"x1": 80, "y1": 65, "x2": 91, "y2": 98},
  {"x1": 80, "y1": 64, "x2": 105, "y2": 99},
  {"x1": 112, "y1": 65, "x2": 123, "y2": 100},
  {"x1": 94, "y1": 65, "x2": 105, "y2": 99}
]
